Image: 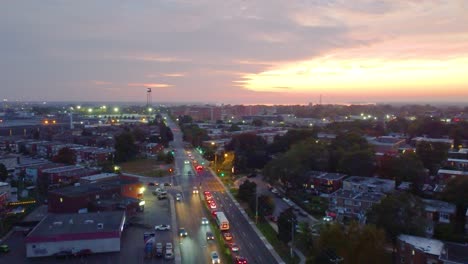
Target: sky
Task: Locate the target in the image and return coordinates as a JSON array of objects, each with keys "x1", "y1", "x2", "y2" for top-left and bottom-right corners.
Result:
[{"x1": 1, "y1": 0, "x2": 468, "y2": 105}]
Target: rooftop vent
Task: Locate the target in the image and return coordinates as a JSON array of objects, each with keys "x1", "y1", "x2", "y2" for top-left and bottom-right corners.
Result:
[
  {"x1": 53, "y1": 221, "x2": 63, "y2": 225},
  {"x1": 97, "y1": 223, "x2": 104, "y2": 229},
  {"x1": 84, "y1": 219, "x2": 94, "y2": 224}
]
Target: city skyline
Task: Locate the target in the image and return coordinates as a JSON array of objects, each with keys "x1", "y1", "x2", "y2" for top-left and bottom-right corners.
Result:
[{"x1": 1, "y1": 1, "x2": 467, "y2": 104}]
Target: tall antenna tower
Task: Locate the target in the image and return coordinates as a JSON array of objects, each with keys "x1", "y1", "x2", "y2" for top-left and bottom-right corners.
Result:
[
  {"x1": 319, "y1": 94, "x2": 322, "y2": 105},
  {"x1": 146, "y1": 88, "x2": 152, "y2": 108}
]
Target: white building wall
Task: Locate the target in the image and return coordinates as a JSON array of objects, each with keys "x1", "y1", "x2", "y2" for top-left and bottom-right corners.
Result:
[{"x1": 26, "y1": 237, "x2": 120, "y2": 258}]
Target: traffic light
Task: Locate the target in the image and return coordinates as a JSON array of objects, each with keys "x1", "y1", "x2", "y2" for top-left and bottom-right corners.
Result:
[
  {"x1": 220, "y1": 172, "x2": 225, "y2": 177},
  {"x1": 169, "y1": 168, "x2": 174, "y2": 173}
]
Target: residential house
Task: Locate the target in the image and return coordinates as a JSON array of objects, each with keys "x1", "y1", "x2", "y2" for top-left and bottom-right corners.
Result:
[
  {"x1": 306, "y1": 171, "x2": 347, "y2": 194},
  {"x1": 328, "y1": 189, "x2": 385, "y2": 222},
  {"x1": 396, "y1": 234, "x2": 444, "y2": 264},
  {"x1": 439, "y1": 242, "x2": 468, "y2": 264},
  {"x1": 422, "y1": 199, "x2": 456, "y2": 237},
  {"x1": 342, "y1": 176, "x2": 395, "y2": 193}
]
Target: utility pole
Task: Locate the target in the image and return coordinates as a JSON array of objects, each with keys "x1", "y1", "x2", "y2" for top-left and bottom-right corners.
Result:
[
  {"x1": 290, "y1": 217, "x2": 295, "y2": 258},
  {"x1": 255, "y1": 190, "x2": 259, "y2": 224}
]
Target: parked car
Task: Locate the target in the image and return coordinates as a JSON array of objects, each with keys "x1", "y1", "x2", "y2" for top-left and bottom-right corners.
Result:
[
  {"x1": 155, "y1": 224, "x2": 171, "y2": 231},
  {"x1": 164, "y1": 182, "x2": 172, "y2": 187},
  {"x1": 155, "y1": 243, "x2": 163, "y2": 257},
  {"x1": 176, "y1": 193, "x2": 182, "y2": 201},
  {"x1": 229, "y1": 243, "x2": 240, "y2": 252}
]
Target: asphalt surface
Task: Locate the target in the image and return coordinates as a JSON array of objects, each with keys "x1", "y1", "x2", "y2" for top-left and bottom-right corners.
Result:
[{"x1": 166, "y1": 116, "x2": 280, "y2": 264}]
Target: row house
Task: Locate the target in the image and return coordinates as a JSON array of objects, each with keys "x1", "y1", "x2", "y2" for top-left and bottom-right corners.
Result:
[
  {"x1": 306, "y1": 171, "x2": 347, "y2": 194},
  {"x1": 422, "y1": 199, "x2": 457, "y2": 237},
  {"x1": 328, "y1": 189, "x2": 385, "y2": 222},
  {"x1": 342, "y1": 176, "x2": 395, "y2": 194},
  {"x1": 437, "y1": 169, "x2": 468, "y2": 184},
  {"x1": 73, "y1": 147, "x2": 114, "y2": 165},
  {"x1": 41, "y1": 165, "x2": 99, "y2": 185}
]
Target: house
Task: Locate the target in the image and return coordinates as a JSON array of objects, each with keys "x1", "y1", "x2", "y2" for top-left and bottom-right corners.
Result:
[
  {"x1": 41, "y1": 165, "x2": 98, "y2": 185},
  {"x1": 328, "y1": 189, "x2": 385, "y2": 222},
  {"x1": 367, "y1": 136, "x2": 406, "y2": 155},
  {"x1": 342, "y1": 176, "x2": 395, "y2": 193},
  {"x1": 396, "y1": 234, "x2": 444, "y2": 264},
  {"x1": 422, "y1": 199, "x2": 456, "y2": 236},
  {"x1": 437, "y1": 169, "x2": 468, "y2": 184},
  {"x1": 306, "y1": 171, "x2": 347, "y2": 194}
]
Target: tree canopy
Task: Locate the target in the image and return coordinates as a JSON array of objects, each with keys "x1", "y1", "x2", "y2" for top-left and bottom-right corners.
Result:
[
  {"x1": 52, "y1": 147, "x2": 76, "y2": 165},
  {"x1": 114, "y1": 132, "x2": 138, "y2": 162}
]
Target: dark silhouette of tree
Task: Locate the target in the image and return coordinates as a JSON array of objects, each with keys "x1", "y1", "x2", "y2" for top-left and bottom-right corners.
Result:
[
  {"x1": 416, "y1": 141, "x2": 450, "y2": 174},
  {"x1": 440, "y1": 177, "x2": 468, "y2": 239},
  {"x1": 277, "y1": 207, "x2": 296, "y2": 243},
  {"x1": 267, "y1": 129, "x2": 317, "y2": 154},
  {"x1": 367, "y1": 192, "x2": 427, "y2": 243},
  {"x1": 225, "y1": 133, "x2": 268, "y2": 172},
  {"x1": 114, "y1": 132, "x2": 138, "y2": 162},
  {"x1": 0, "y1": 163, "x2": 8, "y2": 181},
  {"x1": 52, "y1": 147, "x2": 76, "y2": 165},
  {"x1": 238, "y1": 180, "x2": 256, "y2": 203}
]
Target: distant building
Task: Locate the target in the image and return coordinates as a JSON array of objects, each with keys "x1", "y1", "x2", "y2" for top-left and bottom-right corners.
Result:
[
  {"x1": 342, "y1": 176, "x2": 395, "y2": 193},
  {"x1": 25, "y1": 211, "x2": 125, "y2": 258},
  {"x1": 412, "y1": 137, "x2": 453, "y2": 147},
  {"x1": 437, "y1": 169, "x2": 468, "y2": 183},
  {"x1": 42, "y1": 165, "x2": 98, "y2": 185},
  {"x1": 306, "y1": 171, "x2": 347, "y2": 194},
  {"x1": 396, "y1": 234, "x2": 444, "y2": 264},
  {"x1": 367, "y1": 136, "x2": 406, "y2": 155}
]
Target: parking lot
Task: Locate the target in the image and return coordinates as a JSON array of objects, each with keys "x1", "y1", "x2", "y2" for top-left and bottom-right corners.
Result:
[{"x1": 0, "y1": 183, "x2": 177, "y2": 264}]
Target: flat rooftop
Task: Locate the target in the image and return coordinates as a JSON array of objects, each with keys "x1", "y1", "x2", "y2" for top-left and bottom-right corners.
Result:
[
  {"x1": 27, "y1": 211, "x2": 125, "y2": 238},
  {"x1": 50, "y1": 177, "x2": 139, "y2": 197}
]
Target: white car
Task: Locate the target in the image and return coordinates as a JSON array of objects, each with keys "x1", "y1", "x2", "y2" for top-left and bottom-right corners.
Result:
[
  {"x1": 193, "y1": 187, "x2": 199, "y2": 194},
  {"x1": 323, "y1": 216, "x2": 333, "y2": 222},
  {"x1": 211, "y1": 251, "x2": 220, "y2": 264},
  {"x1": 176, "y1": 193, "x2": 182, "y2": 201},
  {"x1": 155, "y1": 224, "x2": 171, "y2": 231},
  {"x1": 184, "y1": 160, "x2": 190, "y2": 164},
  {"x1": 201, "y1": 217, "x2": 209, "y2": 225}
]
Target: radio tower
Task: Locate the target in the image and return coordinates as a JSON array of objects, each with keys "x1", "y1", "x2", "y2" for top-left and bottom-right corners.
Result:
[{"x1": 146, "y1": 88, "x2": 152, "y2": 108}]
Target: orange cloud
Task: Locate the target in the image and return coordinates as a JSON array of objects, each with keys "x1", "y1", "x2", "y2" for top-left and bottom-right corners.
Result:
[
  {"x1": 128, "y1": 83, "x2": 172, "y2": 88},
  {"x1": 92, "y1": 80, "x2": 112, "y2": 85}
]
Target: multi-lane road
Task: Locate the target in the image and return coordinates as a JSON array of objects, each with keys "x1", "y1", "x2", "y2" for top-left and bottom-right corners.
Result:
[{"x1": 166, "y1": 115, "x2": 281, "y2": 264}]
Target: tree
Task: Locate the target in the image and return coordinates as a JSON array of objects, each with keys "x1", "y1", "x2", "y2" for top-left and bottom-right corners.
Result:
[
  {"x1": 0, "y1": 163, "x2": 8, "y2": 181},
  {"x1": 416, "y1": 141, "x2": 450, "y2": 174},
  {"x1": 164, "y1": 152, "x2": 175, "y2": 164},
  {"x1": 315, "y1": 222, "x2": 388, "y2": 264},
  {"x1": 228, "y1": 124, "x2": 241, "y2": 132},
  {"x1": 52, "y1": 147, "x2": 76, "y2": 165},
  {"x1": 252, "y1": 119, "x2": 263, "y2": 127},
  {"x1": 267, "y1": 129, "x2": 317, "y2": 154},
  {"x1": 238, "y1": 180, "x2": 256, "y2": 203},
  {"x1": 329, "y1": 132, "x2": 375, "y2": 173},
  {"x1": 440, "y1": 177, "x2": 468, "y2": 238},
  {"x1": 277, "y1": 207, "x2": 296, "y2": 243},
  {"x1": 367, "y1": 192, "x2": 427, "y2": 242},
  {"x1": 338, "y1": 149, "x2": 375, "y2": 176},
  {"x1": 378, "y1": 152, "x2": 426, "y2": 188},
  {"x1": 114, "y1": 132, "x2": 138, "y2": 162},
  {"x1": 225, "y1": 133, "x2": 268, "y2": 172},
  {"x1": 249, "y1": 194, "x2": 275, "y2": 218}
]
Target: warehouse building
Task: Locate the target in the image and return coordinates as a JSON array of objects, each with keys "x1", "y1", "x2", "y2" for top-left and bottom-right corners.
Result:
[{"x1": 25, "y1": 211, "x2": 125, "y2": 258}]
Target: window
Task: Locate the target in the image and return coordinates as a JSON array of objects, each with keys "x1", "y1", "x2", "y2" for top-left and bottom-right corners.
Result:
[{"x1": 439, "y1": 213, "x2": 450, "y2": 223}]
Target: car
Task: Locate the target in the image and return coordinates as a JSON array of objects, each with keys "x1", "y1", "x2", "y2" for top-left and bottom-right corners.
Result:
[
  {"x1": 184, "y1": 160, "x2": 190, "y2": 164},
  {"x1": 193, "y1": 187, "x2": 199, "y2": 194},
  {"x1": 206, "y1": 231, "x2": 215, "y2": 240},
  {"x1": 0, "y1": 244, "x2": 10, "y2": 253},
  {"x1": 179, "y1": 227, "x2": 188, "y2": 237},
  {"x1": 176, "y1": 193, "x2": 182, "y2": 201},
  {"x1": 270, "y1": 188, "x2": 278, "y2": 194},
  {"x1": 155, "y1": 224, "x2": 171, "y2": 231},
  {"x1": 229, "y1": 243, "x2": 240, "y2": 252},
  {"x1": 222, "y1": 232, "x2": 233, "y2": 241},
  {"x1": 74, "y1": 249, "x2": 92, "y2": 257},
  {"x1": 54, "y1": 250, "x2": 73, "y2": 259},
  {"x1": 164, "y1": 249, "x2": 174, "y2": 260},
  {"x1": 203, "y1": 191, "x2": 213, "y2": 200},
  {"x1": 211, "y1": 251, "x2": 220, "y2": 264},
  {"x1": 201, "y1": 217, "x2": 209, "y2": 225},
  {"x1": 323, "y1": 216, "x2": 333, "y2": 222},
  {"x1": 209, "y1": 200, "x2": 217, "y2": 209},
  {"x1": 147, "y1": 182, "x2": 155, "y2": 186},
  {"x1": 164, "y1": 182, "x2": 172, "y2": 187},
  {"x1": 247, "y1": 173, "x2": 256, "y2": 178},
  {"x1": 235, "y1": 256, "x2": 248, "y2": 264},
  {"x1": 155, "y1": 243, "x2": 163, "y2": 257},
  {"x1": 165, "y1": 242, "x2": 173, "y2": 250}
]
